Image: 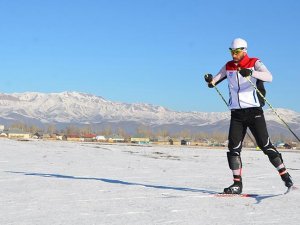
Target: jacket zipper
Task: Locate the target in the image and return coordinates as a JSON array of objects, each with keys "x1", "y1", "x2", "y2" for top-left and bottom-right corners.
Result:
[{"x1": 236, "y1": 71, "x2": 242, "y2": 108}]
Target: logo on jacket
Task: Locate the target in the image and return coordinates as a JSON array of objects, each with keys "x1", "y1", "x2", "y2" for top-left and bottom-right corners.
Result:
[{"x1": 229, "y1": 72, "x2": 234, "y2": 78}]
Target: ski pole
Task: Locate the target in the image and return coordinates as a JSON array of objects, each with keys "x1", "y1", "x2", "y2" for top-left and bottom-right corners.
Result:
[
  {"x1": 204, "y1": 74, "x2": 228, "y2": 105},
  {"x1": 204, "y1": 74, "x2": 228, "y2": 106},
  {"x1": 204, "y1": 74, "x2": 255, "y2": 143},
  {"x1": 212, "y1": 83, "x2": 228, "y2": 107},
  {"x1": 245, "y1": 76, "x2": 300, "y2": 142}
]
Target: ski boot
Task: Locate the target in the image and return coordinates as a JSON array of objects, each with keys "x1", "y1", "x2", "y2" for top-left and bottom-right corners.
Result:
[
  {"x1": 281, "y1": 172, "x2": 293, "y2": 188},
  {"x1": 223, "y1": 181, "x2": 243, "y2": 194}
]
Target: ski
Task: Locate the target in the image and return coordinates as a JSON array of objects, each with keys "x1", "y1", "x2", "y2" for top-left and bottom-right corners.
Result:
[
  {"x1": 214, "y1": 193, "x2": 258, "y2": 198},
  {"x1": 214, "y1": 186, "x2": 298, "y2": 197}
]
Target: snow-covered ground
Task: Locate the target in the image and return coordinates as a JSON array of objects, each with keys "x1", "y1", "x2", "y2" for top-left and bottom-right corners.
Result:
[{"x1": 1, "y1": 138, "x2": 299, "y2": 225}]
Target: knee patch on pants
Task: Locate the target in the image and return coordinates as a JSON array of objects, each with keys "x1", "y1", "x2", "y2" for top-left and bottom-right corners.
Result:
[
  {"x1": 227, "y1": 152, "x2": 242, "y2": 170},
  {"x1": 262, "y1": 148, "x2": 283, "y2": 168}
]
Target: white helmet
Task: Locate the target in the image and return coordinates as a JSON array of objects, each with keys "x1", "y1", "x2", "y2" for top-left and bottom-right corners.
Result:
[{"x1": 230, "y1": 38, "x2": 247, "y2": 51}]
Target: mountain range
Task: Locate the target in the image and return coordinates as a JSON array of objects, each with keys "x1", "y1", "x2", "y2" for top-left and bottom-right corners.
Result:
[{"x1": 0, "y1": 92, "x2": 299, "y2": 138}]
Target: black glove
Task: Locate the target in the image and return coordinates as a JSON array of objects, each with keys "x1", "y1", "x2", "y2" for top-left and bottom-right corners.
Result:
[
  {"x1": 204, "y1": 74, "x2": 214, "y2": 88},
  {"x1": 239, "y1": 68, "x2": 252, "y2": 77},
  {"x1": 204, "y1": 74, "x2": 213, "y2": 83}
]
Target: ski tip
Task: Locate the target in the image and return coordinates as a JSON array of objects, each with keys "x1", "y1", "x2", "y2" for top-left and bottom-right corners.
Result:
[{"x1": 285, "y1": 186, "x2": 298, "y2": 194}]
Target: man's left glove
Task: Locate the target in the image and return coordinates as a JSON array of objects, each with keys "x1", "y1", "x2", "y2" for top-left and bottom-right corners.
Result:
[{"x1": 239, "y1": 68, "x2": 252, "y2": 77}]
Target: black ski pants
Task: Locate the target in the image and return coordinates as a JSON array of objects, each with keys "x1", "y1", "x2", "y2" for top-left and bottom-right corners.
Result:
[{"x1": 228, "y1": 107, "x2": 275, "y2": 153}]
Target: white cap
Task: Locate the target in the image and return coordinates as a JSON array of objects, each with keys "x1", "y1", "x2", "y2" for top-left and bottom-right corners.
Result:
[{"x1": 230, "y1": 38, "x2": 247, "y2": 51}]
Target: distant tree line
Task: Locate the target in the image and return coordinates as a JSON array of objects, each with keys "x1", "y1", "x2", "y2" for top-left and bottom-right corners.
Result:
[{"x1": 5, "y1": 122, "x2": 297, "y2": 145}]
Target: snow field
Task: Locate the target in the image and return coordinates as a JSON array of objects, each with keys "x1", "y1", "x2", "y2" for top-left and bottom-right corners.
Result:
[{"x1": 0, "y1": 139, "x2": 299, "y2": 225}]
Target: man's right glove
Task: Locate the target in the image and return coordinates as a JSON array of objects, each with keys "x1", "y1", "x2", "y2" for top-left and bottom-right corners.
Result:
[{"x1": 204, "y1": 74, "x2": 214, "y2": 88}]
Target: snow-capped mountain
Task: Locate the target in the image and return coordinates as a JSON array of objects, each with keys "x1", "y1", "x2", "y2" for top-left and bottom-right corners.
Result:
[
  {"x1": 0, "y1": 92, "x2": 299, "y2": 137},
  {"x1": 0, "y1": 92, "x2": 229, "y2": 125}
]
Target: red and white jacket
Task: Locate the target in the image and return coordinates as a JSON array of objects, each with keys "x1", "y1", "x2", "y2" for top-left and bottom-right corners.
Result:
[{"x1": 212, "y1": 54, "x2": 273, "y2": 109}]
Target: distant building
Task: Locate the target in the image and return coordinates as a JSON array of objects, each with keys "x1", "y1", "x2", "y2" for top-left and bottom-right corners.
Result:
[
  {"x1": 130, "y1": 137, "x2": 150, "y2": 144},
  {"x1": 0, "y1": 124, "x2": 4, "y2": 132},
  {"x1": 32, "y1": 132, "x2": 43, "y2": 139},
  {"x1": 181, "y1": 139, "x2": 191, "y2": 146},
  {"x1": 42, "y1": 133, "x2": 52, "y2": 140},
  {"x1": 64, "y1": 134, "x2": 82, "y2": 142},
  {"x1": 0, "y1": 132, "x2": 8, "y2": 138},
  {"x1": 4, "y1": 129, "x2": 30, "y2": 140},
  {"x1": 96, "y1": 135, "x2": 106, "y2": 142},
  {"x1": 82, "y1": 134, "x2": 97, "y2": 142},
  {"x1": 55, "y1": 133, "x2": 63, "y2": 140},
  {"x1": 107, "y1": 135, "x2": 125, "y2": 143}
]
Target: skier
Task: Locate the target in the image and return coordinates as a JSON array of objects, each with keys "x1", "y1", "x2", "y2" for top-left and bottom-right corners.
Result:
[{"x1": 204, "y1": 38, "x2": 293, "y2": 194}]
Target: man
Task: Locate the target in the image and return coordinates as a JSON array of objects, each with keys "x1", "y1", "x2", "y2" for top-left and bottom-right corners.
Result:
[{"x1": 204, "y1": 38, "x2": 293, "y2": 194}]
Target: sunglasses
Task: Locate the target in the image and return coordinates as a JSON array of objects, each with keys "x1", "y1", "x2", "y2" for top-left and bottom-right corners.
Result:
[{"x1": 229, "y1": 48, "x2": 245, "y2": 54}]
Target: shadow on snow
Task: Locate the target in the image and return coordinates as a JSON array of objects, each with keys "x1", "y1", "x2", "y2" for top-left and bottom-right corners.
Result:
[{"x1": 6, "y1": 171, "x2": 282, "y2": 204}]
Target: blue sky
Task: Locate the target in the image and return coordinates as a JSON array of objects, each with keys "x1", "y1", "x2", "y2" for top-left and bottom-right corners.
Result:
[{"x1": 0, "y1": 0, "x2": 299, "y2": 112}]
